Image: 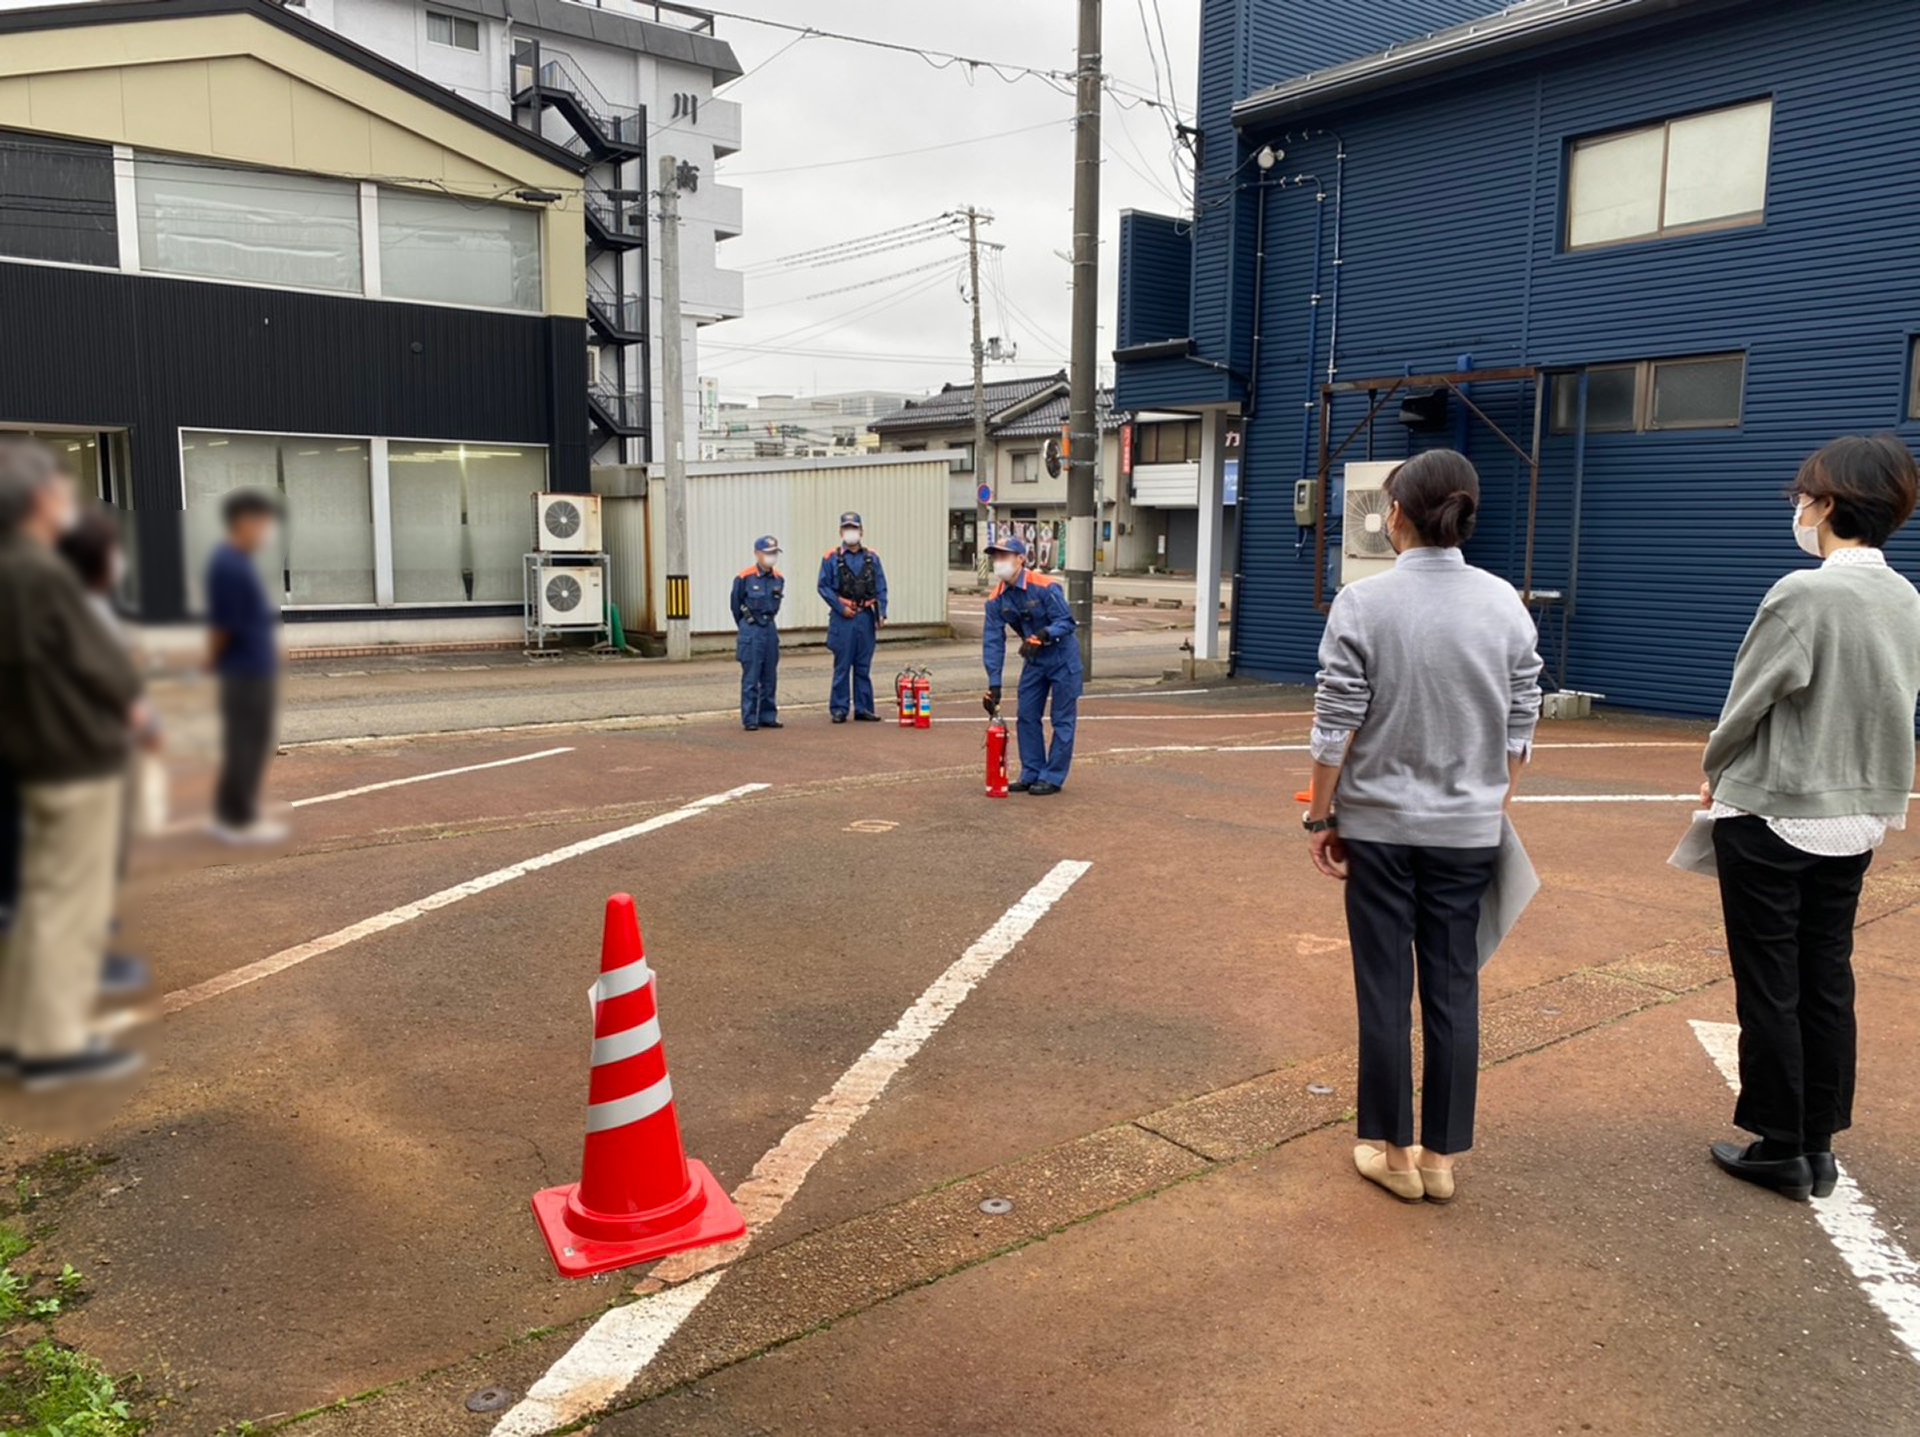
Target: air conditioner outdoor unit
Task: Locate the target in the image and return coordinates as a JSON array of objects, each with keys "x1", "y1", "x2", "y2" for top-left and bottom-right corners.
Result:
[
  {"x1": 1340, "y1": 460, "x2": 1400, "y2": 587},
  {"x1": 536, "y1": 492, "x2": 602, "y2": 553},
  {"x1": 535, "y1": 563, "x2": 604, "y2": 628}
]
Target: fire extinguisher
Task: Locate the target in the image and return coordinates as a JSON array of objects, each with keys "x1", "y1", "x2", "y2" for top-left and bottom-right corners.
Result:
[
  {"x1": 914, "y1": 669, "x2": 933, "y2": 729},
  {"x1": 895, "y1": 668, "x2": 915, "y2": 727},
  {"x1": 985, "y1": 704, "x2": 1009, "y2": 798}
]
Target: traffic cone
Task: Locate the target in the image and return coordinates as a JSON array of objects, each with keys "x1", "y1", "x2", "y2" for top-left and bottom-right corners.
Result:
[{"x1": 531, "y1": 895, "x2": 745, "y2": 1278}]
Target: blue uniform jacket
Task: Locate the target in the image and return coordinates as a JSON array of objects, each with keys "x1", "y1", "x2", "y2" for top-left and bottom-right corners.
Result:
[
  {"x1": 730, "y1": 566, "x2": 784, "y2": 625},
  {"x1": 983, "y1": 570, "x2": 1076, "y2": 685},
  {"x1": 816, "y1": 546, "x2": 887, "y2": 621}
]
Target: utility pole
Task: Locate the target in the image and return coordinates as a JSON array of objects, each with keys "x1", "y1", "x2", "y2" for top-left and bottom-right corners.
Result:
[
  {"x1": 1066, "y1": 0, "x2": 1102, "y2": 672},
  {"x1": 967, "y1": 206, "x2": 991, "y2": 583},
  {"x1": 659, "y1": 154, "x2": 690, "y2": 662}
]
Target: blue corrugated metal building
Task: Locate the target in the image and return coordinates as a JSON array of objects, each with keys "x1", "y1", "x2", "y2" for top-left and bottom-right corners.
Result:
[{"x1": 1117, "y1": 0, "x2": 1920, "y2": 715}]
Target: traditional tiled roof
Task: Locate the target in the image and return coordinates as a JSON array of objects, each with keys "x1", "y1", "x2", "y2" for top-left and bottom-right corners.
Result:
[
  {"x1": 993, "y1": 388, "x2": 1124, "y2": 439},
  {"x1": 868, "y1": 372, "x2": 1067, "y2": 432}
]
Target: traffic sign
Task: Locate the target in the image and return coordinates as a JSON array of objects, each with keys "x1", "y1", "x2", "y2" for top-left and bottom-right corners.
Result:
[{"x1": 977, "y1": 483, "x2": 993, "y2": 504}]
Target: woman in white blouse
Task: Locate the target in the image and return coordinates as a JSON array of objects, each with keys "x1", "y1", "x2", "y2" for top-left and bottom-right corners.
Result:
[{"x1": 1701, "y1": 435, "x2": 1920, "y2": 1203}]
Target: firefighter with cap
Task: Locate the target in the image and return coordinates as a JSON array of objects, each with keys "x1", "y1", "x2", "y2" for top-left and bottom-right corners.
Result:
[
  {"x1": 817, "y1": 511, "x2": 888, "y2": 722},
  {"x1": 981, "y1": 535, "x2": 1080, "y2": 795},
  {"x1": 730, "y1": 535, "x2": 785, "y2": 731}
]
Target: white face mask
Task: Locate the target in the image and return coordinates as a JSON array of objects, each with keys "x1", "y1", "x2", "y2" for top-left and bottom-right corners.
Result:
[
  {"x1": 757, "y1": 552, "x2": 777, "y2": 569},
  {"x1": 1793, "y1": 499, "x2": 1825, "y2": 559},
  {"x1": 841, "y1": 529, "x2": 862, "y2": 548},
  {"x1": 992, "y1": 558, "x2": 1018, "y2": 582}
]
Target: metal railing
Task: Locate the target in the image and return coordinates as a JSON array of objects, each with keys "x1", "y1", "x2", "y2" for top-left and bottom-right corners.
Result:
[
  {"x1": 559, "y1": 0, "x2": 716, "y2": 32},
  {"x1": 585, "y1": 186, "x2": 646, "y2": 244},
  {"x1": 513, "y1": 41, "x2": 645, "y2": 153},
  {"x1": 588, "y1": 383, "x2": 646, "y2": 432},
  {"x1": 586, "y1": 273, "x2": 644, "y2": 335}
]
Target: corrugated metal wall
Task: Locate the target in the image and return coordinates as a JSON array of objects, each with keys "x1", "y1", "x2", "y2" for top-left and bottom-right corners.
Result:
[
  {"x1": 602, "y1": 495, "x2": 651, "y2": 632},
  {"x1": 648, "y1": 456, "x2": 952, "y2": 634},
  {"x1": 0, "y1": 264, "x2": 588, "y2": 623},
  {"x1": 1217, "y1": 0, "x2": 1920, "y2": 715}
]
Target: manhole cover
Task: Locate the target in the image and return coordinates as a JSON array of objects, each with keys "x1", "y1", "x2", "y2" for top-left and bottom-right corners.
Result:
[
  {"x1": 979, "y1": 1197, "x2": 1014, "y2": 1216},
  {"x1": 465, "y1": 1387, "x2": 515, "y2": 1413},
  {"x1": 1306, "y1": 1083, "x2": 1334, "y2": 1096}
]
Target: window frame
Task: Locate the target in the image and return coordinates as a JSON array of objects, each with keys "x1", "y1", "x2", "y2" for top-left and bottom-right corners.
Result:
[
  {"x1": 1907, "y1": 335, "x2": 1920, "y2": 424},
  {"x1": 178, "y1": 425, "x2": 548, "y2": 612},
  {"x1": 427, "y1": 11, "x2": 482, "y2": 50},
  {"x1": 1010, "y1": 449, "x2": 1041, "y2": 484},
  {"x1": 1564, "y1": 97, "x2": 1773, "y2": 252},
  {"x1": 1550, "y1": 353, "x2": 1746, "y2": 435}
]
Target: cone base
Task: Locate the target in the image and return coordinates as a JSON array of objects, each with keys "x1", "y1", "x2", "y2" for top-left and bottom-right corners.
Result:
[{"x1": 531, "y1": 1160, "x2": 745, "y2": 1278}]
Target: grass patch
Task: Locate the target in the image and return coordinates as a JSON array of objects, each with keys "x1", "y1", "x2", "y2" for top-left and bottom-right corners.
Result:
[{"x1": 0, "y1": 1157, "x2": 145, "y2": 1437}]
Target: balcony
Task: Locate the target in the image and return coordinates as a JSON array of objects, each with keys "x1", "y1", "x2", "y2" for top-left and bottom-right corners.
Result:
[
  {"x1": 512, "y1": 40, "x2": 645, "y2": 164},
  {"x1": 585, "y1": 185, "x2": 647, "y2": 251},
  {"x1": 586, "y1": 273, "x2": 645, "y2": 343}
]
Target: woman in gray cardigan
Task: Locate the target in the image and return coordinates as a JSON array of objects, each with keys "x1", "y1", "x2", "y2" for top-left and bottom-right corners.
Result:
[
  {"x1": 1702, "y1": 435, "x2": 1920, "y2": 1203},
  {"x1": 1305, "y1": 449, "x2": 1542, "y2": 1204}
]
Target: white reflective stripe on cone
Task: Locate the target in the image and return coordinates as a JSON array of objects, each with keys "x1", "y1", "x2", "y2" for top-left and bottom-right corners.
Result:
[
  {"x1": 586, "y1": 1074, "x2": 675, "y2": 1133},
  {"x1": 591, "y1": 1015, "x2": 663, "y2": 1068},
  {"x1": 592, "y1": 960, "x2": 654, "y2": 1002}
]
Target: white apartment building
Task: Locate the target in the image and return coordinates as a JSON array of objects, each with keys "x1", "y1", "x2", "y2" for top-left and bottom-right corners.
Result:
[
  {"x1": 703, "y1": 388, "x2": 923, "y2": 462},
  {"x1": 293, "y1": 0, "x2": 745, "y2": 466}
]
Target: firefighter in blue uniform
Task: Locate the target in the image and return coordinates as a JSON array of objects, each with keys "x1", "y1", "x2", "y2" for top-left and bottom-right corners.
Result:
[
  {"x1": 817, "y1": 511, "x2": 888, "y2": 722},
  {"x1": 980, "y1": 536, "x2": 1080, "y2": 795},
  {"x1": 730, "y1": 535, "x2": 784, "y2": 731}
]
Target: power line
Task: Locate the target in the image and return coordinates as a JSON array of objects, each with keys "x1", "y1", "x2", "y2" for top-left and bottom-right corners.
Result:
[
  {"x1": 701, "y1": 264, "x2": 963, "y2": 372},
  {"x1": 719, "y1": 119, "x2": 1065, "y2": 179},
  {"x1": 696, "y1": 6, "x2": 1077, "y2": 94},
  {"x1": 743, "y1": 214, "x2": 966, "y2": 274}
]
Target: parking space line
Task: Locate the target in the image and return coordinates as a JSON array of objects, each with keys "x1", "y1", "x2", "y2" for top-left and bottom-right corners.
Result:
[
  {"x1": 118, "y1": 784, "x2": 768, "y2": 1026},
  {"x1": 933, "y1": 711, "x2": 1310, "y2": 724},
  {"x1": 1690, "y1": 1020, "x2": 1920, "y2": 1364},
  {"x1": 288, "y1": 747, "x2": 576, "y2": 809},
  {"x1": 492, "y1": 858, "x2": 1093, "y2": 1437}
]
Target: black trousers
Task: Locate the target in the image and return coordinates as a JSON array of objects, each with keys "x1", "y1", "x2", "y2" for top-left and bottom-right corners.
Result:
[
  {"x1": 1713, "y1": 816, "x2": 1870, "y2": 1149},
  {"x1": 216, "y1": 675, "x2": 278, "y2": 828},
  {"x1": 1345, "y1": 838, "x2": 1499, "y2": 1154}
]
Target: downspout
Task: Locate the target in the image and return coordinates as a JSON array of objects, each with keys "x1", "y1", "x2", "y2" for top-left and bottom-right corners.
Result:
[{"x1": 1325, "y1": 132, "x2": 1347, "y2": 388}]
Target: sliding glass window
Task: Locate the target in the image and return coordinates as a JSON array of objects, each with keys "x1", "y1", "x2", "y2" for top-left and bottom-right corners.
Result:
[
  {"x1": 136, "y1": 156, "x2": 361, "y2": 293},
  {"x1": 378, "y1": 188, "x2": 542, "y2": 311},
  {"x1": 0, "y1": 130, "x2": 118, "y2": 267},
  {"x1": 181, "y1": 432, "x2": 376, "y2": 610},
  {"x1": 388, "y1": 442, "x2": 545, "y2": 602}
]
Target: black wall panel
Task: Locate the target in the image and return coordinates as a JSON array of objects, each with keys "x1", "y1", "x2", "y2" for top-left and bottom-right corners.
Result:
[{"x1": 0, "y1": 263, "x2": 587, "y2": 621}]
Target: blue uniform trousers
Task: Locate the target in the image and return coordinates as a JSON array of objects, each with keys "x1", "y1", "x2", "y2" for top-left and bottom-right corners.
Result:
[
  {"x1": 827, "y1": 610, "x2": 878, "y2": 718},
  {"x1": 737, "y1": 621, "x2": 779, "y2": 727},
  {"x1": 1016, "y1": 656, "x2": 1081, "y2": 787}
]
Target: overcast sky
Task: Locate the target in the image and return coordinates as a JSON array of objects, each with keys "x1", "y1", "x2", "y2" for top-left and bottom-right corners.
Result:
[{"x1": 701, "y1": 2, "x2": 1200, "y2": 406}]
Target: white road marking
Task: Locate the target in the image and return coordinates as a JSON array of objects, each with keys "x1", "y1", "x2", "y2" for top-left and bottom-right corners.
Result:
[
  {"x1": 1104, "y1": 743, "x2": 1701, "y2": 757},
  {"x1": 1690, "y1": 1020, "x2": 1920, "y2": 1364},
  {"x1": 290, "y1": 746, "x2": 576, "y2": 808},
  {"x1": 493, "y1": 858, "x2": 1093, "y2": 1436},
  {"x1": 932, "y1": 710, "x2": 1310, "y2": 725},
  {"x1": 119, "y1": 784, "x2": 767, "y2": 1025}
]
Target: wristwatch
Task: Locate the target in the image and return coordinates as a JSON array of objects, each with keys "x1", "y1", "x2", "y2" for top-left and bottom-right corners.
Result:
[{"x1": 1301, "y1": 814, "x2": 1339, "y2": 834}]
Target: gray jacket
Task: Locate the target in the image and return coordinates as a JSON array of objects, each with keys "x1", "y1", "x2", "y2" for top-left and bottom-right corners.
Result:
[{"x1": 1314, "y1": 547, "x2": 1543, "y2": 847}]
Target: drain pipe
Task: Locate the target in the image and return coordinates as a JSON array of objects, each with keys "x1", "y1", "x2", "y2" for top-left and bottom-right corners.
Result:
[{"x1": 1324, "y1": 130, "x2": 1347, "y2": 388}]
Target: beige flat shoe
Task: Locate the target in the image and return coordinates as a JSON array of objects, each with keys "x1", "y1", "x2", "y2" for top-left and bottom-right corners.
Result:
[
  {"x1": 1354, "y1": 1143, "x2": 1425, "y2": 1203},
  {"x1": 1412, "y1": 1146, "x2": 1456, "y2": 1204}
]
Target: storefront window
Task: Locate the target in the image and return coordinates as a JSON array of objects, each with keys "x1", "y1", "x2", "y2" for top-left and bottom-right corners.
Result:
[
  {"x1": 136, "y1": 156, "x2": 362, "y2": 293},
  {"x1": 378, "y1": 189, "x2": 542, "y2": 312},
  {"x1": 181, "y1": 431, "x2": 376, "y2": 609},
  {"x1": 388, "y1": 442, "x2": 543, "y2": 602}
]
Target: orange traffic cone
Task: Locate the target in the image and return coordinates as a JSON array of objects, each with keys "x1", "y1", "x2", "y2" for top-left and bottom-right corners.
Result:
[{"x1": 531, "y1": 895, "x2": 745, "y2": 1278}]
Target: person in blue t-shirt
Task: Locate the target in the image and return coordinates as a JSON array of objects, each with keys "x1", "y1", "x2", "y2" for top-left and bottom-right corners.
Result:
[{"x1": 206, "y1": 488, "x2": 284, "y2": 844}]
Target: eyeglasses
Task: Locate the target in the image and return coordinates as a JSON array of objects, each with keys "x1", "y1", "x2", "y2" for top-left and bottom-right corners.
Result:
[{"x1": 1788, "y1": 491, "x2": 1810, "y2": 509}]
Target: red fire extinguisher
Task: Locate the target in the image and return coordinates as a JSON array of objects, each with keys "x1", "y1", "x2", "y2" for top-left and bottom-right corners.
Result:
[
  {"x1": 985, "y1": 704, "x2": 1009, "y2": 797},
  {"x1": 914, "y1": 669, "x2": 933, "y2": 729},
  {"x1": 895, "y1": 668, "x2": 915, "y2": 727}
]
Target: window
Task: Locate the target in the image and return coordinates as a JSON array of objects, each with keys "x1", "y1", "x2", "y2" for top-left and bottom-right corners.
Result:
[
  {"x1": 1139, "y1": 419, "x2": 1200, "y2": 465},
  {"x1": 379, "y1": 188, "x2": 542, "y2": 312},
  {"x1": 1011, "y1": 450, "x2": 1041, "y2": 483},
  {"x1": 388, "y1": 442, "x2": 545, "y2": 602},
  {"x1": 1551, "y1": 354, "x2": 1745, "y2": 433},
  {"x1": 136, "y1": 156, "x2": 361, "y2": 292},
  {"x1": 427, "y1": 11, "x2": 481, "y2": 49},
  {"x1": 0, "y1": 130, "x2": 117, "y2": 267},
  {"x1": 182, "y1": 432, "x2": 376, "y2": 609},
  {"x1": 1566, "y1": 99, "x2": 1772, "y2": 249}
]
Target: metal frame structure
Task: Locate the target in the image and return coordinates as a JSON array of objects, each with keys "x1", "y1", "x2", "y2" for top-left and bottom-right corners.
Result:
[
  {"x1": 1309, "y1": 365, "x2": 1582, "y2": 688},
  {"x1": 523, "y1": 551, "x2": 613, "y2": 653}
]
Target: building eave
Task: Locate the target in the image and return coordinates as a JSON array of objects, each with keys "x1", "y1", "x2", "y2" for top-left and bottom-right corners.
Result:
[{"x1": 1232, "y1": 0, "x2": 1737, "y2": 129}]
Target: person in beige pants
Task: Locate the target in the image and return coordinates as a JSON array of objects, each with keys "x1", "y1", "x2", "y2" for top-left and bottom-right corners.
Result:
[{"x1": 0, "y1": 438, "x2": 145, "y2": 1089}]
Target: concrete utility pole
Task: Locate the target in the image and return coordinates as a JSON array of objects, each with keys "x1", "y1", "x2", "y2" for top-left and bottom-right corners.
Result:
[
  {"x1": 659, "y1": 154, "x2": 691, "y2": 662},
  {"x1": 1066, "y1": 0, "x2": 1102, "y2": 672},
  {"x1": 967, "y1": 206, "x2": 991, "y2": 582}
]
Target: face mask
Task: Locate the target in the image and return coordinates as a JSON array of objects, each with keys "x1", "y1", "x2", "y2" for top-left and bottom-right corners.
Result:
[
  {"x1": 841, "y1": 530, "x2": 862, "y2": 548},
  {"x1": 757, "y1": 553, "x2": 777, "y2": 570},
  {"x1": 1793, "y1": 500, "x2": 1824, "y2": 559},
  {"x1": 992, "y1": 558, "x2": 1018, "y2": 582},
  {"x1": 109, "y1": 551, "x2": 128, "y2": 588}
]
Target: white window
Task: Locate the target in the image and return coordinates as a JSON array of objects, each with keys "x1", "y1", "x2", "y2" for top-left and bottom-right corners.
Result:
[
  {"x1": 1011, "y1": 450, "x2": 1041, "y2": 483},
  {"x1": 181, "y1": 432, "x2": 376, "y2": 609},
  {"x1": 136, "y1": 155, "x2": 361, "y2": 292},
  {"x1": 388, "y1": 442, "x2": 544, "y2": 602},
  {"x1": 427, "y1": 11, "x2": 481, "y2": 50},
  {"x1": 1551, "y1": 354, "x2": 1745, "y2": 434},
  {"x1": 1566, "y1": 99, "x2": 1772, "y2": 249},
  {"x1": 378, "y1": 188, "x2": 542, "y2": 312}
]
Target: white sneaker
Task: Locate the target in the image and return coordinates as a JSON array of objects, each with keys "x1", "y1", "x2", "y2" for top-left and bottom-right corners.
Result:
[{"x1": 208, "y1": 819, "x2": 289, "y2": 846}]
